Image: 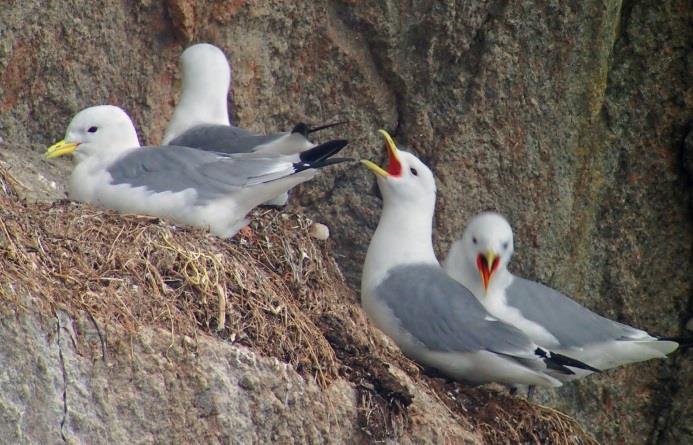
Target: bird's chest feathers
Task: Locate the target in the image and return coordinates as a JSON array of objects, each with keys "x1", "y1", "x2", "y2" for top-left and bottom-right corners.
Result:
[
  {"x1": 484, "y1": 288, "x2": 560, "y2": 348},
  {"x1": 69, "y1": 157, "x2": 117, "y2": 202}
]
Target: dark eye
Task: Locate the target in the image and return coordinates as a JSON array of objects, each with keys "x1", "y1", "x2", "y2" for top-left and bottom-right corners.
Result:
[
  {"x1": 472, "y1": 237, "x2": 477, "y2": 244},
  {"x1": 410, "y1": 167, "x2": 418, "y2": 176},
  {"x1": 87, "y1": 126, "x2": 98, "y2": 133},
  {"x1": 502, "y1": 242, "x2": 509, "y2": 250}
]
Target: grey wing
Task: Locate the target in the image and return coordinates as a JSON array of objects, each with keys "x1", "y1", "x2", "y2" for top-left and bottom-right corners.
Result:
[
  {"x1": 376, "y1": 264, "x2": 537, "y2": 355},
  {"x1": 107, "y1": 146, "x2": 295, "y2": 202},
  {"x1": 168, "y1": 124, "x2": 284, "y2": 154},
  {"x1": 506, "y1": 277, "x2": 645, "y2": 348}
]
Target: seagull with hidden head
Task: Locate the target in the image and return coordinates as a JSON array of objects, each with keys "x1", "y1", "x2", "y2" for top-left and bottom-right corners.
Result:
[
  {"x1": 162, "y1": 42, "x2": 345, "y2": 205},
  {"x1": 444, "y1": 212, "x2": 687, "y2": 374},
  {"x1": 45, "y1": 105, "x2": 349, "y2": 238},
  {"x1": 360, "y1": 130, "x2": 599, "y2": 387}
]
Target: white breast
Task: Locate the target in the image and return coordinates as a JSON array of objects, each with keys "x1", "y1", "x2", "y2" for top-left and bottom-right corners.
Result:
[
  {"x1": 69, "y1": 156, "x2": 247, "y2": 237},
  {"x1": 483, "y1": 287, "x2": 561, "y2": 349}
]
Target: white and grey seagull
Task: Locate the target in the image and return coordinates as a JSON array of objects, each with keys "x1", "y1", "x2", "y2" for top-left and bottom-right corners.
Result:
[
  {"x1": 161, "y1": 43, "x2": 243, "y2": 144},
  {"x1": 162, "y1": 43, "x2": 343, "y2": 156},
  {"x1": 161, "y1": 42, "x2": 344, "y2": 205},
  {"x1": 45, "y1": 105, "x2": 349, "y2": 238},
  {"x1": 360, "y1": 131, "x2": 598, "y2": 387},
  {"x1": 444, "y1": 212, "x2": 685, "y2": 373}
]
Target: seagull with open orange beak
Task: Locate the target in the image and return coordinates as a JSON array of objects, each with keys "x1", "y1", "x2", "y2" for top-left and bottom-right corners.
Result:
[
  {"x1": 359, "y1": 132, "x2": 599, "y2": 387},
  {"x1": 445, "y1": 212, "x2": 514, "y2": 296},
  {"x1": 444, "y1": 212, "x2": 684, "y2": 373}
]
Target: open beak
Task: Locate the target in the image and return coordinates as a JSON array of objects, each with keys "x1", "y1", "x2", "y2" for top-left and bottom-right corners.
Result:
[
  {"x1": 45, "y1": 140, "x2": 80, "y2": 159},
  {"x1": 476, "y1": 250, "x2": 499, "y2": 292},
  {"x1": 361, "y1": 129, "x2": 403, "y2": 177}
]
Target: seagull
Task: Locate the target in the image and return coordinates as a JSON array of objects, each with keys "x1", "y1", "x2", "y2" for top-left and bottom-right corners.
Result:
[
  {"x1": 162, "y1": 43, "x2": 241, "y2": 144},
  {"x1": 161, "y1": 42, "x2": 345, "y2": 205},
  {"x1": 45, "y1": 105, "x2": 349, "y2": 238},
  {"x1": 444, "y1": 212, "x2": 685, "y2": 372},
  {"x1": 360, "y1": 131, "x2": 598, "y2": 387}
]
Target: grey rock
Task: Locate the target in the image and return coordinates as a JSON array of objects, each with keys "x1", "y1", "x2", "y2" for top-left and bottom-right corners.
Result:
[
  {"x1": 0, "y1": 0, "x2": 690, "y2": 443},
  {"x1": 0, "y1": 309, "x2": 479, "y2": 444}
]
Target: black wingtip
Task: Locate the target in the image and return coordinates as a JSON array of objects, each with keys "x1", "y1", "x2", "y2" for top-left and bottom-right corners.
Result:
[
  {"x1": 534, "y1": 348, "x2": 572, "y2": 374},
  {"x1": 291, "y1": 123, "x2": 310, "y2": 137},
  {"x1": 658, "y1": 336, "x2": 693, "y2": 349},
  {"x1": 299, "y1": 139, "x2": 349, "y2": 164},
  {"x1": 537, "y1": 348, "x2": 602, "y2": 374},
  {"x1": 294, "y1": 140, "x2": 351, "y2": 173},
  {"x1": 293, "y1": 157, "x2": 353, "y2": 173},
  {"x1": 307, "y1": 120, "x2": 348, "y2": 134},
  {"x1": 291, "y1": 121, "x2": 348, "y2": 139}
]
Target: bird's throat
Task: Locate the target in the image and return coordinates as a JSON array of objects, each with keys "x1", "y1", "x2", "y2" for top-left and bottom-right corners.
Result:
[{"x1": 369, "y1": 204, "x2": 436, "y2": 268}]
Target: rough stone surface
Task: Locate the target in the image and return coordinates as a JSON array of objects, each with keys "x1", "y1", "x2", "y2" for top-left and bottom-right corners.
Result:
[
  {"x1": 0, "y1": 309, "x2": 481, "y2": 444},
  {"x1": 0, "y1": 1, "x2": 691, "y2": 444}
]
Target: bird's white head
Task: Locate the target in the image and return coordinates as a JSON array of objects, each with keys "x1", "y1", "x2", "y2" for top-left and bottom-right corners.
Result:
[
  {"x1": 360, "y1": 130, "x2": 439, "y2": 289},
  {"x1": 180, "y1": 43, "x2": 231, "y2": 95},
  {"x1": 162, "y1": 43, "x2": 231, "y2": 143},
  {"x1": 44, "y1": 105, "x2": 140, "y2": 163},
  {"x1": 448, "y1": 212, "x2": 514, "y2": 293},
  {"x1": 361, "y1": 130, "x2": 436, "y2": 212}
]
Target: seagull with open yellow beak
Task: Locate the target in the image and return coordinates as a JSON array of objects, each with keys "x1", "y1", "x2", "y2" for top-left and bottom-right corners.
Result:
[
  {"x1": 360, "y1": 132, "x2": 599, "y2": 387},
  {"x1": 444, "y1": 212, "x2": 684, "y2": 372}
]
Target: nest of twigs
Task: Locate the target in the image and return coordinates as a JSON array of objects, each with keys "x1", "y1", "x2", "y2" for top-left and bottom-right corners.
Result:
[
  {"x1": 0, "y1": 163, "x2": 599, "y2": 444},
  {"x1": 0, "y1": 172, "x2": 344, "y2": 386}
]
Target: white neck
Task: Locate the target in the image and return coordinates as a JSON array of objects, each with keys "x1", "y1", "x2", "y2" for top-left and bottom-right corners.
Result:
[
  {"x1": 162, "y1": 76, "x2": 230, "y2": 143},
  {"x1": 362, "y1": 199, "x2": 438, "y2": 294},
  {"x1": 443, "y1": 243, "x2": 473, "y2": 286}
]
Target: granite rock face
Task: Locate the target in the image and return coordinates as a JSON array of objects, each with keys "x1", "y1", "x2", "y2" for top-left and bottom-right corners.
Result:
[
  {"x1": 0, "y1": 1, "x2": 691, "y2": 444},
  {"x1": 0, "y1": 310, "x2": 359, "y2": 444},
  {"x1": 0, "y1": 310, "x2": 480, "y2": 444}
]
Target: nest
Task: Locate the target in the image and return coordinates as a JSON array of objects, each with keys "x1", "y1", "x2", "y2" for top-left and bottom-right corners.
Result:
[
  {"x1": 0, "y1": 175, "x2": 344, "y2": 386},
  {"x1": 0, "y1": 163, "x2": 598, "y2": 444},
  {"x1": 429, "y1": 380, "x2": 600, "y2": 445}
]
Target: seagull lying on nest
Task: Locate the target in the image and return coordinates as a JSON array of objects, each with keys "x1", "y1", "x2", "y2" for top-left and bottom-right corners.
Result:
[
  {"x1": 45, "y1": 105, "x2": 349, "y2": 238},
  {"x1": 444, "y1": 212, "x2": 686, "y2": 373},
  {"x1": 360, "y1": 130, "x2": 598, "y2": 387},
  {"x1": 162, "y1": 42, "x2": 345, "y2": 205}
]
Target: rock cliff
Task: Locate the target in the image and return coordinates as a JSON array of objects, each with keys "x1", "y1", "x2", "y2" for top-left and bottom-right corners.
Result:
[{"x1": 1, "y1": 1, "x2": 690, "y2": 443}]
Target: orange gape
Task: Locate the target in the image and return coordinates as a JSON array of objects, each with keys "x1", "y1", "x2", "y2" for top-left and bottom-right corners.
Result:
[{"x1": 477, "y1": 253, "x2": 499, "y2": 290}]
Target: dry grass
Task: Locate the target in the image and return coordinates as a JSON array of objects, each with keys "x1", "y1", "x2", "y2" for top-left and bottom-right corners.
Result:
[
  {"x1": 0, "y1": 164, "x2": 341, "y2": 386},
  {"x1": 428, "y1": 380, "x2": 600, "y2": 445},
  {"x1": 0, "y1": 163, "x2": 599, "y2": 444}
]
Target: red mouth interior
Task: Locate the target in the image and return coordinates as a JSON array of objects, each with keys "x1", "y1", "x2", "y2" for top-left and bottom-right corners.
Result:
[
  {"x1": 476, "y1": 253, "x2": 499, "y2": 287},
  {"x1": 386, "y1": 144, "x2": 402, "y2": 176}
]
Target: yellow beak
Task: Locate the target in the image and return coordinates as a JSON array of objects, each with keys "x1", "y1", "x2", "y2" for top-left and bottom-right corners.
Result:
[
  {"x1": 45, "y1": 140, "x2": 80, "y2": 159},
  {"x1": 485, "y1": 250, "x2": 497, "y2": 267},
  {"x1": 360, "y1": 129, "x2": 402, "y2": 177}
]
